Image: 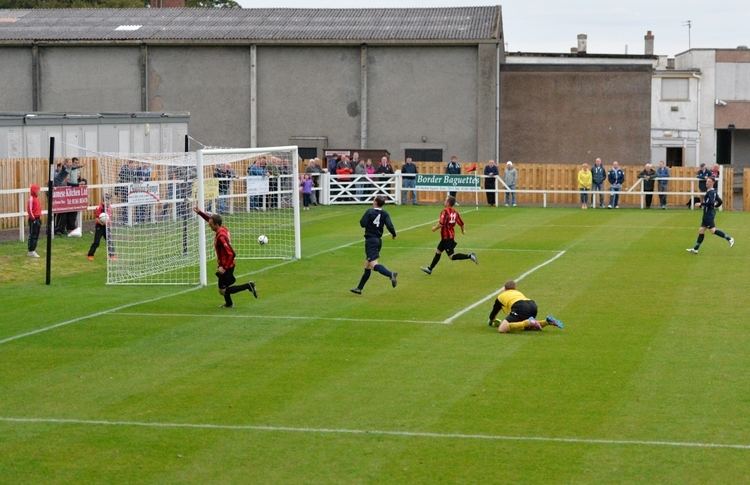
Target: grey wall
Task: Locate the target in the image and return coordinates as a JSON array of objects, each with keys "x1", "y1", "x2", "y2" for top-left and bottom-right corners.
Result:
[
  {"x1": 257, "y1": 46, "x2": 361, "y2": 149},
  {"x1": 734, "y1": 130, "x2": 750, "y2": 166},
  {"x1": 149, "y1": 47, "x2": 251, "y2": 149},
  {"x1": 0, "y1": 48, "x2": 32, "y2": 110},
  {"x1": 368, "y1": 46, "x2": 478, "y2": 161},
  {"x1": 40, "y1": 47, "x2": 141, "y2": 112}
]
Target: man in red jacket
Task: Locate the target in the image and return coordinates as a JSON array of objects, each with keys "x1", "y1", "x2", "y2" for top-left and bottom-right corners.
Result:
[
  {"x1": 194, "y1": 206, "x2": 257, "y2": 307},
  {"x1": 27, "y1": 183, "x2": 42, "y2": 258}
]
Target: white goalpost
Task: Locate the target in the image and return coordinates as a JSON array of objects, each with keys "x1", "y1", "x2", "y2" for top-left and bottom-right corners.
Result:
[{"x1": 96, "y1": 146, "x2": 300, "y2": 285}]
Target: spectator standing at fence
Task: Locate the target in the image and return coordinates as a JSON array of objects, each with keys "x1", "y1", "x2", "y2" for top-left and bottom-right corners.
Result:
[
  {"x1": 353, "y1": 158, "x2": 367, "y2": 201},
  {"x1": 365, "y1": 159, "x2": 375, "y2": 176},
  {"x1": 656, "y1": 160, "x2": 670, "y2": 209},
  {"x1": 483, "y1": 160, "x2": 499, "y2": 206},
  {"x1": 26, "y1": 183, "x2": 42, "y2": 258},
  {"x1": 214, "y1": 163, "x2": 234, "y2": 214},
  {"x1": 305, "y1": 158, "x2": 321, "y2": 205},
  {"x1": 711, "y1": 164, "x2": 721, "y2": 189},
  {"x1": 446, "y1": 156, "x2": 461, "y2": 198},
  {"x1": 639, "y1": 162, "x2": 657, "y2": 209},
  {"x1": 696, "y1": 163, "x2": 710, "y2": 192},
  {"x1": 577, "y1": 162, "x2": 592, "y2": 209},
  {"x1": 247, "y1": 157, "x2": 267, "y2": 210},
  {"x1": 376, "y1": 156, "x2": 394, "y2": 175},
  {"x1": 53, "y1": 159, "x2": 71, "y2": 235},
  {"x1": 401, "y1": 157, "x2": 419, "y2": 205},
  {"x1": 592, "y1": 158, "x2": 607, "y2": 208},
  {"x1": 607, "y1": 161, "x2": 625, "y2": 209},
  {"x1": 300, "y1": 174, "x2": 313, "y2": 210},
  {"x1": 503, "y1": 161, "x2": 518, "y2": 207}
]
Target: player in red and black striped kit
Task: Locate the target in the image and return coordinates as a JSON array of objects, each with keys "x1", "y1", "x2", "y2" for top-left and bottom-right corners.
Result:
[
  {"x1": 194, "y1": 207, "x2": 257, "y2": 307},
  {"x1": 421, "y1": 196, "x2": 477, "y2": 275}
]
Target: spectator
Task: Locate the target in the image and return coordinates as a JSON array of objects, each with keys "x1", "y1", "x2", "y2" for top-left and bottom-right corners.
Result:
[
  {"x1": 300, "y1": 174, "x2": 313, "y2": 210},
  {"x1": 214, "y1": 163, "x2": 235, "y2": 214},
  {"x1": 591, "y1": 158, "x2": 607, "y2": 208},
  {"x1": 483, "y1": 159, "x2": 499, "y2": 206},
  {"x1": 639, "y1": 162, "x2": 657, "y2": 209},
  {"x1": 365, "y1": 159, "x2": 375, "y2": 176},
  {"x1": 656, "y1": 160, "x2": 670, "y2": 209},
  {"x1": 503, "y1": 161, "x2": 518, "y2": 207},
  {"x1": 247, "y1": 157, "x2": 268, "y2": 210},
  {"x1": 304, "y1": 158, "x2": 322, "y2": 205},
  {"x1": 401, "y1": 157, "x2": 418, "y2": 205},
  {"x1": 53, "y1": 159, "x2": 72, "y2": 235},
  {"x1": 577, "y1": 162, "x2": 592, "y2": 209},
  {"x1": 26, "y1": 183, "x2": 42, "y2": 258},
  {"x1": 335, "y1": 155, "x2": 354, "y2": 202},
  {"x1": 711, "y1": 164, "x2": 721, "y2": 187},
  {"x1": 354, "y1": 158, "x2": 367, "y2": 200},
  {"x1": 696, "y1": 162, "x2": 710, "y2": 192},
  {"x1": 446, "y1": 155, "x2": 461, "y2": 198},
  {"x1": 607, "y1": 161, "x2": 625, "y2": 209},
  {"x1": 328, "y1": 155, "x2": 341, "y2": 174},
  {"x1": 376, "y1": 156, "x2": 394, "y2": 175}
]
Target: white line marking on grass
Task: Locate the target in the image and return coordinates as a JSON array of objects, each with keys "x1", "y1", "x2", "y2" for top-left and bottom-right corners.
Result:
[
  {"x1": 113, "y1": 312, "x2": 443, "y2": 326},
  {"x1": 0, "y1": 288, "x2": 197, "y2": 346},
  {"x1": 389, "y1": 246, "x2": 558, "y2": 252},
  {"x1": 0, "y1": 211, "x2": 459, "y2": 346},
  {"x1": 442, "y1": 250, "x2": 566, "y2": 324},
  {"x1": 1, "y1": 416, "x2": 748, "y2": 451}
]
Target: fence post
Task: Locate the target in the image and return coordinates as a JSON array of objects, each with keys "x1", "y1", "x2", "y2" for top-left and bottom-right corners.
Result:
[
  {"x1": 395, "y1": 170, "x2": 403, "y2": 205},
  {"x1": 18, "y1": 191, "x2": 25, "y2": 242},
  {"x1": 320, "y1": 171, "x2": 330, "y2": 205}
]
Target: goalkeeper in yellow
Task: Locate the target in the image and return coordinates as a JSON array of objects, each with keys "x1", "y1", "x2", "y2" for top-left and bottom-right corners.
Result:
[{"x1": 488, "y1": 280, "x2": 565, "y2": 333}]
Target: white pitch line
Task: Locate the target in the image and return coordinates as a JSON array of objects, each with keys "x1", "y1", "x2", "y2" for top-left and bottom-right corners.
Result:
[
  {"x1": 113, "y1": 312, "x2": 443, "y2": 326},
  {"x1": 0, "y1": 211, "x2": 458, "y2": 346},
  {"x1": 0, "y1": 288, "x2": 197, "y2": 346},
  {"x1": 1, "y1": 416, "x2": 748, "y2": 451},
  {"x1": 442, "y1": 250, "x2": 567, "y2": 324},
  {"x1": 389, "y1": 246, "x2": 558, "y2": 252}
]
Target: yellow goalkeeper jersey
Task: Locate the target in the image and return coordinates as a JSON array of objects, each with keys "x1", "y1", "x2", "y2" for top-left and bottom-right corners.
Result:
[{"x1": 497, "y1": 289, "x2": 528, "y2": 312}]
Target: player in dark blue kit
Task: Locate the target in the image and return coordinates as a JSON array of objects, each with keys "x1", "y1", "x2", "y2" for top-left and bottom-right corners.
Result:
[
  {"x1": 687, "y1": 177, "x2": 734, "y2": 254},
  {"x1": 351, "y1": 196, "x2": 398, "y2": 294}
]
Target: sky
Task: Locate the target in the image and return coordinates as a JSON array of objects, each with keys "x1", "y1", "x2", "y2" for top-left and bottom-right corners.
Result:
[{"x1": 234, "y1": 0, "x2": 746, "y2": 57}]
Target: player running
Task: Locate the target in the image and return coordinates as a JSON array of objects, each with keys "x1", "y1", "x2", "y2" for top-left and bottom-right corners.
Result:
[
  {"x1": 686, "y1": 177, "x2": 734, "y2": 254},
  {"x1": 350, "y1": 196, "x2": 397, "y2": 295},
  {"x1": 194, "y1": 206, "x2": 257, "y2": 307},
  {"x1": 421, "y1": 196, "x2": 477, "y2": 275},
  {"x1": 488, "y1": 280, "x2": 564, "y2": 333}
]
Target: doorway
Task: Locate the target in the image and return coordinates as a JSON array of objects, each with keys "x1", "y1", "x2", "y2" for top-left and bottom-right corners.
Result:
[{"x1": 666, "y1": 147, "x2": 683, "y2": 166}]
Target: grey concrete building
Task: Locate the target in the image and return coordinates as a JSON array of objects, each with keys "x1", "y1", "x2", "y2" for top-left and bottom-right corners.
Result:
[{"x1": 0, "y1": 7, "x2": 503, "y2": 163}]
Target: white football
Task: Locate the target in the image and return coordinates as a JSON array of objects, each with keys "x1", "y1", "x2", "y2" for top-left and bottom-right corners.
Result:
[
  {"x1": 257, "y1": 234, "x2": 269, "y2": 245},
  {"x1": 98, "y1": 212, "x2": 109, "y2": 224}
]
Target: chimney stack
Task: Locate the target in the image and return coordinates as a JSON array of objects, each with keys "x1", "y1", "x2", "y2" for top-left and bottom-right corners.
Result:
[
  {"x1": 577, "y1": 34, "x2": 587, "y2": 54},
  {"x1": 644, "y1": 30, "x2": 655, "y2": 55}
]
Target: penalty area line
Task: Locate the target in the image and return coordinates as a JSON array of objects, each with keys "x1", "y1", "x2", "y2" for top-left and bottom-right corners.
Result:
[
  {"x1": 1, "y1": 416, "x2": 748, "y2": 451},
  {"x1": 442, "y1": 250, "x2": 566, "y2": 324}
]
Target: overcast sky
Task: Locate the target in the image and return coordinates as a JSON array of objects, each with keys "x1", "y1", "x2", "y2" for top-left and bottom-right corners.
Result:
[{"x1": 234, "y1": 0, "x2": 746, "y2": 57}]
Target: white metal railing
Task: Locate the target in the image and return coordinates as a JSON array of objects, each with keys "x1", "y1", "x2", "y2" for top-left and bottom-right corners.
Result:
[{"x1": 0, "y1": 173, "x2": 725, "y2": 242}]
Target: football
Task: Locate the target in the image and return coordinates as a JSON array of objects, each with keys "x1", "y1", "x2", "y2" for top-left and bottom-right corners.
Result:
[
  {"x1": 98, "y1": 212, "x2": 109, "y2": 224},
  {"x1": 257, "y1": 234, "x2": 269, "y2": 245}
]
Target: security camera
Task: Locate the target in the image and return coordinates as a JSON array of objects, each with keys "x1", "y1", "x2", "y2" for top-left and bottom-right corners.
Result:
[{"x1": 715, "y1": 99, "x2": 728, "y2": 106}]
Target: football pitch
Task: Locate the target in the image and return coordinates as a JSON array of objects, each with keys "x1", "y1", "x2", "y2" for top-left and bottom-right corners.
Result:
[{"x1": 1, "y1": 205, "x2": 749, "y2": 483}]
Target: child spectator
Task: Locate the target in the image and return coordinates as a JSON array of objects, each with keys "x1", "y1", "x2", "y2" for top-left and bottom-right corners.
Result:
[{"x1": 300, "y1": 174, "x2": 313, "y2": 210}]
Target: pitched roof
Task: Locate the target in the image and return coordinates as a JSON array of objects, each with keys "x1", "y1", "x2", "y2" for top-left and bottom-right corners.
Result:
[{"x1": 0, "y1": 7, "x2": 501, "y2": 43}]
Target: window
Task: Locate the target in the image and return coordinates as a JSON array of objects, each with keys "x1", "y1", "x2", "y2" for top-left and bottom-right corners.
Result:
[
  {"x1": 297, "y1": 147, "x2": 317, "y2": 160},
  {"x1": 662, "y1": 78, "x2": 689, "y2": 101},
  {"x1": 404, "y1": 148, "x2": 444, "y2": 162}
]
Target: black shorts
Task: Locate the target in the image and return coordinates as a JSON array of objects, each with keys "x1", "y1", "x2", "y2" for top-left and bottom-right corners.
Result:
[
  {"x1": 437, "y1": 238, "x2": 457, "y2": 255},
  {"x1": 216, "y1": 266, "x2": 236, "y2": 289},
  {"x1": 365, "y1": 237, "x2": 382, "y2": 262},
  {"x1": 701, "y1": 214, "x2": 715, "y2": 229},
  {"x1": 507, "y1": 300, "x2": 538, "y2": 323}
]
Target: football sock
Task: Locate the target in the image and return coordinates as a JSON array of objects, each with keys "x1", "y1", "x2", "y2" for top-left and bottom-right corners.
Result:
[
  {"x1": 694, "y1": 233, "x2": 705, "y2": 249},
  {"x1": 539, "y1": 320, "x2": 549, "y2": 328},
  {"x1": 227, "y1": 283, "x2": 250, "y2": 294},
  {"x1": 224, "y1": 293, "x2": 233, "y2": 307},
  {"x1": 508, "y1": 322, "x2": 527, "y2": 331},
  {"x1": 357, "y1": 269, "x2": 372, "y2": 289},
  {"x1": 451, "y1": 253, "x2": 470, "y2": 261},
  {"x1": 715, "y1": 230, "x2": 729, "y2": 239},
  {"x1": 373, "y1": 264, "x2": 392, "y2": 278},
  {"x1": 429, "y1": 253, "x2": 441, "y2": 269}
]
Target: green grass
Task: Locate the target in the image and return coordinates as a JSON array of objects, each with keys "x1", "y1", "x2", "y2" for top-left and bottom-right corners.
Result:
[{"x1": 1, "y1": 205, "x2": 749, "y2": 483}]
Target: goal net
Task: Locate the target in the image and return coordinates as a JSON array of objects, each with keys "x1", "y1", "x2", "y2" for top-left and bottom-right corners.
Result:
[{"x1": 96, "y1": 146, "x2": 300, "y2": 285}]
